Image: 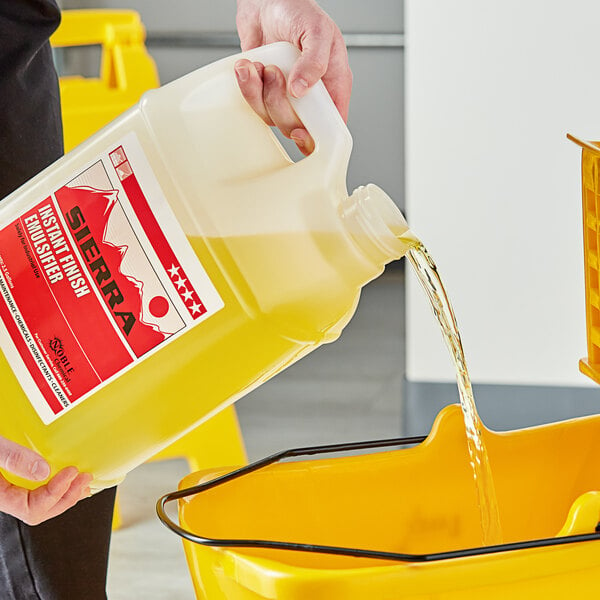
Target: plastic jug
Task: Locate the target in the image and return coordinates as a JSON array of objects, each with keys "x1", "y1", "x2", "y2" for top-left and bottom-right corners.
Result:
[{"x1": 0, "y1": 42, "x2": 415, "y2": 491}]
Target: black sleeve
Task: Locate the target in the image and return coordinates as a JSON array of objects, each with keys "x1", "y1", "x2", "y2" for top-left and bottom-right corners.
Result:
[
  {"x1": 0, "y1": 0, "x2": 63, "y2": 200},
  {"x1": 0, "y1": 6, "x2": 116, "y2": 600}
]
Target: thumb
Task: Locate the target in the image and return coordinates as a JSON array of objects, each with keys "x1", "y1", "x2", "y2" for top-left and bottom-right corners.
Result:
[
  {"x1": 288, "y1": 25, "x2": 334, "y2": 99},
  {"x1": 0, "y1": 437, "x2": 51, "y2": 481}
]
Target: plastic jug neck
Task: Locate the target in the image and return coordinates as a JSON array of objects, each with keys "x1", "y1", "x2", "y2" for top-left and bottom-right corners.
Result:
[{"x1": 341, "y1": 184, "x2": 418, "y2": 265}]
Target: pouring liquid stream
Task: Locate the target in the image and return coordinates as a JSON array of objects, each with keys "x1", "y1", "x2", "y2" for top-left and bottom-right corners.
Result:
[{"x1": 406, "y1": 241, "x2": 503, "y2": 546}]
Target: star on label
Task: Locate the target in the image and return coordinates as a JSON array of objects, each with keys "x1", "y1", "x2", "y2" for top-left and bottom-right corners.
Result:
[
  {"x1": 189, "y1": 301, "x2": 202, "y2": 315},
  {"x1": 168, "y1": 264, "x2": 180, "y2": 278},
  {"x1": 182, "y1": 289, "x2": 194, "y2": 302},
  {"x1": 174, "y1": 276, "x2": 187, "y2": 289}
]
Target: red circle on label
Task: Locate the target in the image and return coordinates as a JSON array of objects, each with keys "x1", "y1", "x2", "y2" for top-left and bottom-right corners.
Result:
[{"x1": 149, "y1": 296, "x2": 169, "y2": 318}]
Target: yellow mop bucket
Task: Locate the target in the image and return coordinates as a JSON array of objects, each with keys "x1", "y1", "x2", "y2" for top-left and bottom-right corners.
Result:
[
  {"x1": 155, "y1": 135, "x2": 600, "y2": 599},
  {"x1": 157, "y1": 403, "x2": 600, "y2": 599}
]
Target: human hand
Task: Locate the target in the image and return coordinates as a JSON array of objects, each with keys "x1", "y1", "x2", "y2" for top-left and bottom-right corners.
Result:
[
  {"x1": 0, "y1": 436, "x2": 92, "y2": 525},
  {"x1": 235, "y1": 0, "x2": 352, "y2": 155}
]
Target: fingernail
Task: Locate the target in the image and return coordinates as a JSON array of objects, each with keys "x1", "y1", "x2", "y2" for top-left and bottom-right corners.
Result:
[
  {"x1": 291, "y1": 134, "x2": 304, "y2": 148},
  {"x1": 235, "y1": 64, "x2": 249, "y2": 82},
  {"x1": 31, "y1": 460, "x2": 50, "y2": 480},
  {"x1": 291, "y1": 78, "x2": 309, "y2": 98}
]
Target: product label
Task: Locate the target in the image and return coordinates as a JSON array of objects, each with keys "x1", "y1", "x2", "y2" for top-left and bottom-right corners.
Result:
[{"x1": 0, "y1": 133, "x2": 223, "y2": 424}]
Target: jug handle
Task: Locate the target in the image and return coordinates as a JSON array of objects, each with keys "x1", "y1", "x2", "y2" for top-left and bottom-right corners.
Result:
[{"x1": 238, "y1": 42, "x2": 353, "y2": 175}]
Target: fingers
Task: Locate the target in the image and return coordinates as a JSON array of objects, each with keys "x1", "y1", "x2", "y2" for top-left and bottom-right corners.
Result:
[
  {"x1": 235, "y1": 60, "x2": 273, "y2": 125},
  {"x1": 33, "y1": 470, "x2": 93, "y2": 524},
  {"x1": 319, "y1": 30, "x2": 353, "y2": 122},
  {"x1": 287, "y1": 20, "x2": 334, "y2": 99},
  {"x1": 262, "y1": 66, "x2": 305, "y2": 137},
  {"x1": 284, "y1": 14, "x2": 352, "y2": 122},
  {"x1": 289, "y1": 28, "x2": 352, "y2": 122},
  {"x1": 289, "y1": 128, "x2": 313, "y2": 154},
  {"x1": 0, "y1": 467, "x2": 92, "y2": 526},
  {"x1": 235, "y1": 60, "x2": 315, "y2": 156},
  {"x1": 0, "y1": 436, "x2": 50, "y2": 481},
  {"x1": 235, "y1": 0, "x2": 351, "y2": 123}
]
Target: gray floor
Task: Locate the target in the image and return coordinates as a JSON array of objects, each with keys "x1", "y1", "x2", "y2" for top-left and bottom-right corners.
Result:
[{"x1": 107, "y1": 266, "x2": 405, "y2": 599}]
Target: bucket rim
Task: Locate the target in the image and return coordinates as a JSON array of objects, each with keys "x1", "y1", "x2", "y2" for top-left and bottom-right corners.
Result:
[{"x1": 156, "y1": 423, "x2": 600, "y2": 563}]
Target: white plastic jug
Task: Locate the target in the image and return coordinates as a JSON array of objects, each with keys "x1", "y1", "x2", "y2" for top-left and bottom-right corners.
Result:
[{"x1": 0, "y1": 42, "x2": 416, "y2": 491}]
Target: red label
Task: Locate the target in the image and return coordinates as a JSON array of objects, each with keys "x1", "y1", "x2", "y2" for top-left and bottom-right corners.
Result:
[{"x1": 0, "y1": 136, "x2": 223, "y2": 423}]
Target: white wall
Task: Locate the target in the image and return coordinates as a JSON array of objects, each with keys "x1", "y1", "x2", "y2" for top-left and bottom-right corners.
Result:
[{"x1": 405, "y1": 0, "x2": 600, "y2": 388}]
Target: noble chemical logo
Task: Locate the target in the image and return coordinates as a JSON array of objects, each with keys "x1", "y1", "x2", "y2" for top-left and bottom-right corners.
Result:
[{"x1": 48, "y1": 336, "x2": 75, "y2": 383}]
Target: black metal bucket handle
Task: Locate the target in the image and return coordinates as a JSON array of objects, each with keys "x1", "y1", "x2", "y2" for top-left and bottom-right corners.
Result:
[{"x1": 156, "y1": 434, "x2": 600, "y2": 563}]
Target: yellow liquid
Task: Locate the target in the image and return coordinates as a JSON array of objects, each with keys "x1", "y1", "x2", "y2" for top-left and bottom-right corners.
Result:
[
  {"x1": 407, "y1": 243, "x2": 503, "y2": 545},
  {"x1": 0, "y1": 232, "x2": 375, "y2": 491}
]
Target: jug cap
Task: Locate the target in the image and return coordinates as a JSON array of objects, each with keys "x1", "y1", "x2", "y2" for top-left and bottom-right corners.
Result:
[{"x1": 342, "y1": 184, "x2": 418, "y2": 263}]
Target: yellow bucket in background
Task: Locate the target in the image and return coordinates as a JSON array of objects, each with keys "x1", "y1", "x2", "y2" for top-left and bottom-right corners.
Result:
[
  {"x1": 158, "y1": 404, "x2": 600, "y2": 599},
  {"x1": 51, "y1": 9, "x2": 159, "y2": 151}
]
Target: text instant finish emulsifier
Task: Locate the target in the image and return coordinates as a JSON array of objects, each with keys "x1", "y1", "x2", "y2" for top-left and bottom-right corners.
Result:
[{"x1": 0, "y1": 43, "x2": 416, "y2": 491}]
